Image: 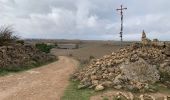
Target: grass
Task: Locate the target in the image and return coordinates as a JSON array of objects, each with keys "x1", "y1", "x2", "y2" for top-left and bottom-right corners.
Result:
[
  {"x1": 35, "y1": 43, "x2": 55, "y2": 53},
  {"x1": 0, "y1": 59, "x2": 57, "y2": 76},
  {"x1": 61, "y1": 80, "x2": 94, "y2": 100},
  {"x1": 0, "y1": 70, "x2": 9, "y2": 76},
  {"x1": 154, "y1": 83, "x2": 170, "y2": 94},
  {"x1": 102, "y1": 97, "x2": 109, "y2": 100}
]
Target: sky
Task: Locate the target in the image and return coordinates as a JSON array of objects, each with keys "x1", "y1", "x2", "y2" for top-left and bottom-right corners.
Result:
[{"x1": 0, "y1": 0, "x2": 170, "y2": 41}]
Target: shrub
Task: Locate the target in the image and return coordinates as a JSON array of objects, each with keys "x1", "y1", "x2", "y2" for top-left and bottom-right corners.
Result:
[
  {"x1": 35, "y1": 43, "x2": 54, "y2": 53},
  {"x1": 89, "y1": 55, "x2": 95, "y2": 60},
  {"x1": 0, "y1": 26, "x2": 18, "y2": 46},
  {"x1": 16, "y1": 40, "x2": 24, "y2": 45},
  {"x1": 122, "y1": 59, "x2": 160, "y2": 84},
  {"x1": 80, "y1": 59, "x2": 89, "y2": 65},
  {"x1": 68, "y1": 53, "x2": 73, "y2": 57},
  {"x1": 103, "y1": 97, "x2": 109, "y2": 100}
]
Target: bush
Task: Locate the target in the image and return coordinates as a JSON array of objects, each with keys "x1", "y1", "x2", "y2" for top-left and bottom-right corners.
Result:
[
  {"x1": 103, "y1": 97, "x2": 109, "y2": 100},
  {"x1": 0, "y1": 26, "x2": 18, "y2": 46},
  {"x1": 35, "y1": 43, "x2": 54, "y2": 53},
  {"x1": 89, "y1": 55, "x2": 95, "y2": 60},
  {"x1": 68, "y1": 53, "x2": 73, "y2": 57},
  {"x1": 122, "y1": 59, "x2": 160, "y2": 84},
  {"x1": 16, "y1": 40, "x2": 24, "y2": 45}
]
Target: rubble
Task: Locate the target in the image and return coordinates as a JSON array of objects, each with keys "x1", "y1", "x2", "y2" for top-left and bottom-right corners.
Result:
[
  {"x1": 73, "y1": 31, "x2": 170, "y2": 92},
  {"x1": 0, "y1": 44, "x2": 56, "y2": 69},
  {"x1": 139, "y1": 94, "x2": 156, "y2": 100}
]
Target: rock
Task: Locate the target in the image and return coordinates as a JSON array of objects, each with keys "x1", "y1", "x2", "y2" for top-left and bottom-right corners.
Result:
[
  {"x1": 113, "y1": 74, "x2": 122, "y2": 84},
  {"x1": 128, "y1": 92, "x2": 134, "y2": 100},
  {"x1": 167, "y1": 96, "x2": 170, "y2": 100},
  {"x1": 78, "y1": 84, "x2": 88, "y2": 89},
  {"x1": 114, "y1": 85, "x2": 122, "y2": 90},
  {"x1": 92, "y1": 80, "x2": 99, "y2": 86},
  {"x1": 102, "y1": 81, "x2": 112, "y2": 87},
  {"x1": 143, "y1": 94, "x2": 156, "y2": 100},
  {"x1": 116, "y1": 92, "x2": 129, "y2": 100},
  {"x1": 95, "y1": 84, "x2": 104, "y2": 91},
  {"x1": 139, "y1": 94, "x2": 144, "y2": 100},
  {"x1": 91, "y1": 75, "x2": 98, "y2": 80},
  {"x1": 165, "y1": 45, "x2": 170, "y2": 56}
]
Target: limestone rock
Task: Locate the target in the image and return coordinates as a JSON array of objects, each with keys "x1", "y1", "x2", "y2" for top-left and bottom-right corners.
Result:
[
  {"x1": 95, "y1": 84, "x2": 104, "y2": 91},
  {"x1": 139, "y1": 94, "x2": 156, "y2": 100},
  {"x1": 114, "y1": 85, "x2": 122, "y2": 90}
]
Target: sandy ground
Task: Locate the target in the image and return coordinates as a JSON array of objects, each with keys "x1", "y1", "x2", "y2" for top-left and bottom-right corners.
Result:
[{"x1": 0, "y1": 56, "x2": 79, "y2": 100}]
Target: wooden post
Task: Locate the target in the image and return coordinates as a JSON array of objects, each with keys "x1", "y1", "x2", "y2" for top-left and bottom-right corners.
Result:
[{"x1": 116, "y1": 5, "x2": 127, "y2": 44}]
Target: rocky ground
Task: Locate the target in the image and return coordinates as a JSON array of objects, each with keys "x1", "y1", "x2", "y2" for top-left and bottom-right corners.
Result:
[
  {"x1": 73, "y1": 33, "x2": 170, "y2": 94},
  {"x1": 0, "y1": 44, "x2": 56, "y2": 70},
  {"x1": 90, "y1": 90, "x2": 170, "y2": 100}
]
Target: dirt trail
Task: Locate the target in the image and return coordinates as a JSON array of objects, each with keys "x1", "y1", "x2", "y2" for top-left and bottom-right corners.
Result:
[{"x1": 0, "y1": 56, "x2": 79, "y2": 100}]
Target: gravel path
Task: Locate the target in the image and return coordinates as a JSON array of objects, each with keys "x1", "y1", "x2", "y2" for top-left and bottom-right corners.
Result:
[{"x1": 0, "y1": 56, "x2": 79, "y2": 100}]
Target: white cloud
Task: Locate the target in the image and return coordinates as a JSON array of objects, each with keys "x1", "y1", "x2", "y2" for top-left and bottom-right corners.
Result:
[
  {"x1": 86, "y1": 16, "x2": 98, "y2": 27},
  {"x1": 0, "y1": 0, "x2": 170, "y2": 40}
]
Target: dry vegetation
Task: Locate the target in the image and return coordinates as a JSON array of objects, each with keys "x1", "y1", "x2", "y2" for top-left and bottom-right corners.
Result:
[{"x1": 51, "y1": 41, "x2": 130, "y2": 64}]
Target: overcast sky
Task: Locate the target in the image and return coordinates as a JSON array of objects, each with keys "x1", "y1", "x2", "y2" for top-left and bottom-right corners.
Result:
[{"x1": 0, "y1": 0, "x2": 170, "y2": 40}]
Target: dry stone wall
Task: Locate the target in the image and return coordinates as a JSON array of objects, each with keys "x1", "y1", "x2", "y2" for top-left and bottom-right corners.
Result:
[{"x1": 0, "y1": 44, "x2": 56, "y2": 69}]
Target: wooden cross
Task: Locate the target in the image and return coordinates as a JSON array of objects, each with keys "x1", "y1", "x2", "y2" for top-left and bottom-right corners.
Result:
[{"x1": 116, "y1": 5, "x2": 127, "y2": 43}]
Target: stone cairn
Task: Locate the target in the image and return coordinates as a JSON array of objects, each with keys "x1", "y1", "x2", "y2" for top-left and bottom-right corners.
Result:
[{"x1": 73, "y1": 31, "x2": 170, "y2": 92}]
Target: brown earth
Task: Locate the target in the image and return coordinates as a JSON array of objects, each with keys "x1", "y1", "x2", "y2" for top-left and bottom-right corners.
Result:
[
  {"x1": 51, "y1": 41, "x2": 128, "y2": 62},
  {"x1": 0, "y1": 56, "x2": 79, "y2": 100}
]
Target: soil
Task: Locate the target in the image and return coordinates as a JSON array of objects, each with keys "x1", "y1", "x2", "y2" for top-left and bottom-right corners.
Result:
[
  {"x1": 0, "y1": 56, "x2": 79, "y2": 100},
  {"x1": 51, "y1": 41, "x2": 127, "y2": 62}
]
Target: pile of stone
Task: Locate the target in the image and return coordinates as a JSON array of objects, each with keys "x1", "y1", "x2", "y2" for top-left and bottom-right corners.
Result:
[
  {"x1": 73, "y1": 31, "x2": 170, "y2": 92},
  {"x1": 0, "y1": 44, "x2": 56, "y2": 69}
]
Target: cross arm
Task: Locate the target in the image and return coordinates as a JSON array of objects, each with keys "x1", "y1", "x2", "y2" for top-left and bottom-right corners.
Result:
[{"x1": 116, "y1": 8, "x2": 127, "y2": 11}]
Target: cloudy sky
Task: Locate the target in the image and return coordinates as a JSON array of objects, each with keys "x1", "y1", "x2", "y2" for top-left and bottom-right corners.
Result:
[{"x1": 0, "y1": 0, "x2": 170, "y2": 41}]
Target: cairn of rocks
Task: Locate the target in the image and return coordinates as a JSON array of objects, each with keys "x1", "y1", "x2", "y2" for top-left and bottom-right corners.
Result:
[{"x1": 73, "y1": 31, "x2": 170, "y2": 92}]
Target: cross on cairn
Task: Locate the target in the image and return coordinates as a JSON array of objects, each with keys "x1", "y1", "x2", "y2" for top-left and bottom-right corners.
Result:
[{"x1": 116, "y1": 5, "x2": 127, "y2": 43}]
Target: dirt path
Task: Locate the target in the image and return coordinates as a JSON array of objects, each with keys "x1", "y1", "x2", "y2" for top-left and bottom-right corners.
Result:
[{"x1": 0, "y1": 56, "x2": 79, "y2": 100}]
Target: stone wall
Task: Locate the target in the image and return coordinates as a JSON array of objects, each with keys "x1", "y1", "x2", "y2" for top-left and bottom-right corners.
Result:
[{"x1": 0, "y1": 44, "x2": 56, "y2": 69}]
